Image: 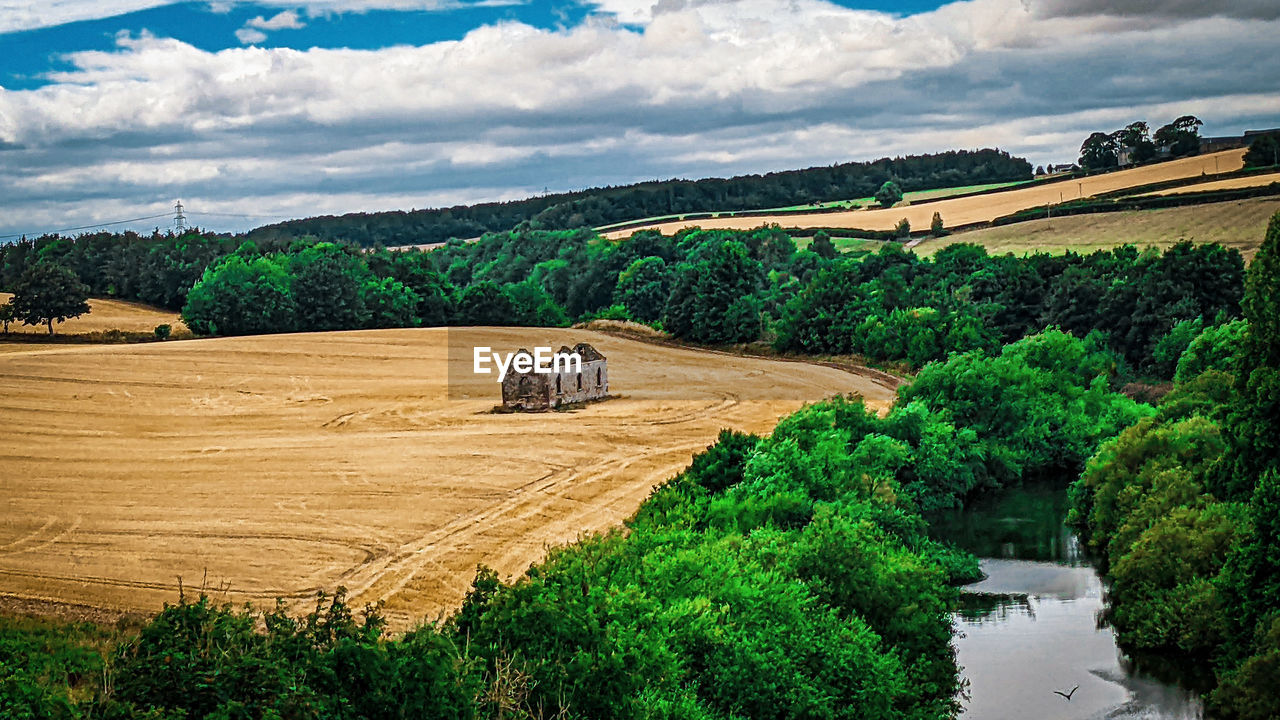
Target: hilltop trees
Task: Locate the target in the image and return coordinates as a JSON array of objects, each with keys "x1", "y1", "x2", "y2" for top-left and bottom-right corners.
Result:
[
  {"x1": 1244, "y1": 132, "x2": 1280, "y2": 168},
  {"x1": 1154, "y1": 115, "x2": 1204, "y2": 157},
  {"x1": 1079, "y1": 115, "x2": 1203, "y2": 169},
  {"x1": 875, "y1": 180, "x2": 904, "y2": 208},
  {"x1": 9, "y1": 263, "x2": 90, "y2": 335},
  {"x1": 1080, "y1": 132, "x2": 1119, "y2": 170}
]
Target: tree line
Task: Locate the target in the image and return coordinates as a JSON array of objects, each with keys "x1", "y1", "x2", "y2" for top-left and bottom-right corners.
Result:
[
  {"x1": 1078, "y1": 115, "x2": 1204, "y2": 170},
  {"x1": 0, "y1": 223, "x2": 1244, "y2": 384},
  {"x1": 1068, "y1": 212, "x2": 1280, "y2": 719},
  {"x1": 242, "y1": 149, "x2": 1032, "y2": 247}
]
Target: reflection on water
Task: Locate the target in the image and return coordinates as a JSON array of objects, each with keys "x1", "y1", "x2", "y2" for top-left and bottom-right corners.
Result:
[{"x1": 931, "y1": 482, "x2": 1210, "y2": 720}]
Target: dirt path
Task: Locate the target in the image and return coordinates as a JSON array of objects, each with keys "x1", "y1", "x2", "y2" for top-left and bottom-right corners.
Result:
[{"x1": 0, "y1": 327, "x2": 891, "y2": 629}]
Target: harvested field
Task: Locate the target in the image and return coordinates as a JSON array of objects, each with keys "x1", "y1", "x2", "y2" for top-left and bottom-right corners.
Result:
[
  {"x1": 0, "y1": 327, "x2": 893, "y2": 629},
  {"x1": 0, "y1": 293, "x2": 187, "y2": 336},
  {"x1": 1136, "y1": 171, "x2": 1280, "y2": 196},
  {"x1": 910, "y1": 196, "x2": 1279, "y2": 262},
  {"x1": 603, "y1": 150, "x2": 1246, "y2": 238}
]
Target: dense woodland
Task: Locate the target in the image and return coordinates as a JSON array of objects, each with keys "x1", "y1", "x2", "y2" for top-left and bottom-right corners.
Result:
[
  {"x1": 1, "y1": 210, "x2": 1277, "y2": 718},
  {"x1": 241, "y1": 149, "x2": 1032, "y2": 247},
  {"x1": 0, "y1": 222, "x2": 1245, "y2": 383}
]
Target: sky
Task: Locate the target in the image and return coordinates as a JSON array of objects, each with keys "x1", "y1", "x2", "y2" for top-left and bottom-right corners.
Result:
[{"x1": 1, "y1": 0, "x2": 1278, "y2": 239}]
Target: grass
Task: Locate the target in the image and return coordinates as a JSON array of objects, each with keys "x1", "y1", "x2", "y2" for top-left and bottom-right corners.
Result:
[{"x1": 792, "y1": 236, "x2": 890, "y2": 254}]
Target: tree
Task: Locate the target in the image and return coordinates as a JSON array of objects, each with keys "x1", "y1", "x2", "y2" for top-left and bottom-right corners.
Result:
[
  {"x1": 1154, "y1": 115, "x2": 1203, "y2": 158},
  {"x1": 875, "y1": 181, "x2": 903, "y2": 208},
  {"x1": 1243, "y1": 133, "x2": 1280, "y2": 169},
  {"x1": 182, "y1": 254, "x2": 296, "y2": 336},
  {"x1": 809, "y1": 231, "x2": 837, "y2": 260},
  {"x1": 663, "y1": 240, "x2": 763, "y2": 344},
  {"x1": 1080, "y1": 132, "x2": 1119, "y2": 170},
  {"x1": 288, "y1": 243, "x2": 370, "y2": 331},
  {"x1": 1216, "y1": 212, "x2": 1280, "y2": 500},
  {"x1": 9, "y1": 263, "x2": 90, "y2": 335},
  {"x1": 930, "y1": 212, "x2": 945, "y2": 238},
  {"x1": 614, "y1": 256, "x2": 672, "y2": 322},
  {"x1": 895, "y1": 218, "x2": 911, "y2": 239},
  {"x1": 1117, "y1": 121, "x2": 1157, "y2": 164},
  {"x1": 0, "y1": 301, "x2": 13, "y2": 333}
]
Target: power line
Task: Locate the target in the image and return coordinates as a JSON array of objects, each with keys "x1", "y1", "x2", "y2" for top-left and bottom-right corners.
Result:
[
  {"x1": 0, "y1": 205, "x2": 284, "y2": 242},
  {"x1": 0, "y1": 212, "x2": 174, "y2": 241}
]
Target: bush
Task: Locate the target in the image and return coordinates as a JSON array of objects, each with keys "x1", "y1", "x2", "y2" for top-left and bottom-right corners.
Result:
[{"x1": 153, "y1": 324, "x2": 171, "y2": 340}]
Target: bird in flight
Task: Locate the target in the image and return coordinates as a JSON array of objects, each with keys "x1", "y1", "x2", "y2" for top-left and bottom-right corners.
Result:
[{"x1": 1053, "y1": 685, "x2": 1080, "y2": 701}]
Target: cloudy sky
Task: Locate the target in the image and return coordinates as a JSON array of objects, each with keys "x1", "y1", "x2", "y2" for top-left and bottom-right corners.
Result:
[{"x1": 1, "y1": 0, "x2": 1277, "y2": 239}]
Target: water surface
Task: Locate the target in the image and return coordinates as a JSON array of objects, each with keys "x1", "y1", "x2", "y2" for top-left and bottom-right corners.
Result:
[{"x1": 932, "y1": 483, "x2": 1210, "y2": 720}]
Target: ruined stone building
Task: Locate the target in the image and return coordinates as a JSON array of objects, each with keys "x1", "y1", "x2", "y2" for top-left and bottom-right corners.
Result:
[{"x1": 501, "y1": 343, "x2": 609, "y2": 411}]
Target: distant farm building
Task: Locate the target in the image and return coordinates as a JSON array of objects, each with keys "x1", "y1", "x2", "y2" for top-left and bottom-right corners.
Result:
[{"x1": 502, "y1": 343, "x2": 609, "y2": 411}]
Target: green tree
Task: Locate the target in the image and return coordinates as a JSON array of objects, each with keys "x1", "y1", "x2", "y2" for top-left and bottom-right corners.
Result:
[
  {"x1": 875, "y1": 180, "x2": 903, "y2": 208},
  {"x1": 0, "y1": 301, "x2": 13, "y2": 333},
  {"x1": 182, "y1": 254, "x2": 296, "y2": 336},
  {"x1": 362, "y1": 276, "x2": 420, "y2": 328},
  {"x1": 9, "y1": 263, "x2": 90, "y2": 335},
  {"x1": 1243, "y1": 133, "x2": 1280, "y2": 169},
  {"x1": 664, "y1": 240, "x2": 764, "y2": 344},
  {"x1": 809, "y1": 230, "x2": 837, "y2": 259},
  {"x1": 1216, "y1": 212, "x2": 1280, "y2": 500},
  {"x1": 930, "y1": 212, "x2": 945, "y2": 237},
  {"x1": 895, "y1": 217, "x2": 911, "y2": 239},
  {"x1": 614, "y1": 256, "x2": 671, "y2": 322},
  {"x1": 1080, "y1": 131, "x2": 1119, "y2": 170},
  {"x1": 1117, "y1": 121, "x2": 1157, "y2": 163},
  {"x1": 288, "y1": 243, "x2": 370, "y2": 331},
  {"x1": 1154, "y1": 115, "x2": 1203, "y2": 158}
]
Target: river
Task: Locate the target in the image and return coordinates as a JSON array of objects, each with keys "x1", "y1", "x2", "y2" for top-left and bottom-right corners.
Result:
[{"x1": 930, "y1": 482, "x2": 1212, "y2": 720}]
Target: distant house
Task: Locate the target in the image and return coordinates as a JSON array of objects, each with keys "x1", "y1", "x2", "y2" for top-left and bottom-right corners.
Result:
[
  {"x1": 501, "y1": 343, "x2": 609, "y2": 411},
  {"x1": 1047, "y1": 163, "x2": 1078, "y2": 175}
]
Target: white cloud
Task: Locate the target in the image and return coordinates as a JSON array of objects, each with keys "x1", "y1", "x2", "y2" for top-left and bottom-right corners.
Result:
[
  {"x1": 234, "y1": 27, "x2": 268, "y2": 43},
  {"x1": 245, "y1": 9, "x2": 304, "y2": 30},
  {"x1": 1, "y1": 0, "x2": 1278, "y2": 237}
]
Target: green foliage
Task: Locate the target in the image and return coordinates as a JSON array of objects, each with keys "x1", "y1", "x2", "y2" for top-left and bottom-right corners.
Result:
[
  {"x1": 0, "y1": 301, "x2": 13, "y2": 333},
  {"x1": 893, "y1": 217, "x2": 910, "y2": 239},
  {"x1": 1154, "y1": 115, "x2": 1203, "y2": 158},
  {"x1": 1150, "y1": 316, "x2": 1203, "y2": 379},
  {"x1": 1176, "y1": 319, "x2": 1246, "y2": 382},
  {"x1": 614, "y1": 256, "x2": 671, "y2": 322},
  {"x1": 1069, "y1": 214, "x2": 1280, "y2": 717},
  {"x1": 9, "y1": 263, "x2": 91, "y2": 334},
  {"x1": 664, "y1": 240, "x2": 763, "y2": 344},
  {"x1": 929, "y1": 212, "x2": 944, "y2": 237},
  {"x1": 900, "y1": 329, "x2": 1151, "y2": 485},
  {"x1": 809, "y1": 230, "x2": 837, "y2": 259},
  {"x1": 875, "y1": 181, "x2": 903, "y2": 208},
  {"x1": 153, "y1": 324, "x2": 171, "y2": 340},
  {"x1": 1080, "y1": 131, "x2": 1118, "y2": 170},
  {"x1": 1243, "y1": 133, "x2": 1280, "y2": 169},
  {"x1": 182, "y1": 254, "x2": 297, "y2": 336}
]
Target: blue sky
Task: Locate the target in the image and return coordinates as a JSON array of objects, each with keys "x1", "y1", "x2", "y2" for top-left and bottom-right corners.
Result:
[{"x1": 1, "y1": 0, "x2": 1277, "y2": 238}]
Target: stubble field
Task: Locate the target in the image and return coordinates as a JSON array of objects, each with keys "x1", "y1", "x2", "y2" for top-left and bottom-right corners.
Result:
[
  {"x1": 603, "y1": 149, "x2": 1248, "y2": 238},
  {"x1": 0, "y1": 292, "x2": 187, "y2": 335},
  {"x1": 0, "y1": 327, "x2": 893, "y2": 629}
]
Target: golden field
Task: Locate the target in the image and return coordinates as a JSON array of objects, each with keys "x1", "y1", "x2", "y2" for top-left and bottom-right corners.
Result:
[
  {"x1": 0, "y1": 292, "x2": 187, "y2": 335},
  {"x1": 909, "y1": 196, "x2": 1280, "y2": 262},
  {"x1": 0, "y1": 327, "x2": 893, "y2": 629},
  {"x1": 603, "y1": 149, "x2": 1248, "y2": 238}
]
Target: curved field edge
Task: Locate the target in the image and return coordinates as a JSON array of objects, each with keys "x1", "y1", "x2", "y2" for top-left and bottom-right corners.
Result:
[{"x1": 0, "y1": 326, "x2": 891, "y2": 629}]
